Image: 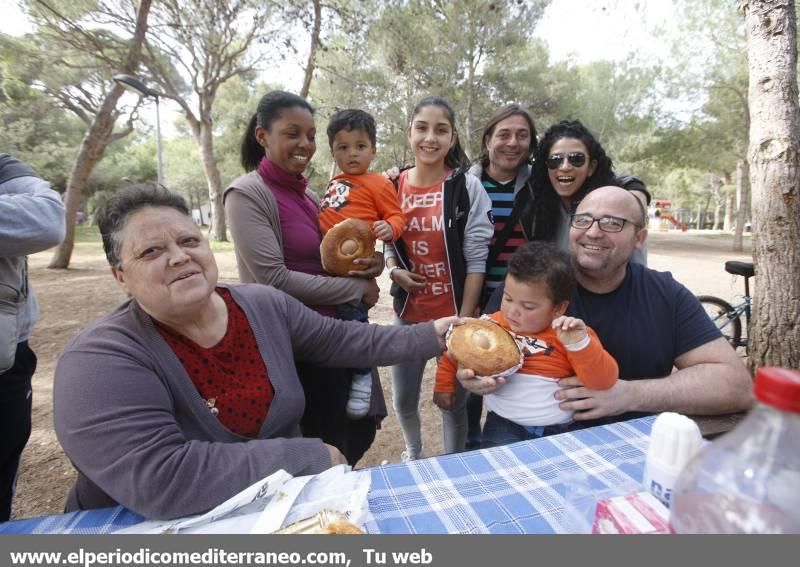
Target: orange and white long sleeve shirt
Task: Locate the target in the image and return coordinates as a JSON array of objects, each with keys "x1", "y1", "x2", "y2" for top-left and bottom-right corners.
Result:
[
  {"x1": 318, "y1": 172, "x2": 405, "y2": 241},
  {"x1": 435, "y1": 312, "x2": 618, "y2": 426}
]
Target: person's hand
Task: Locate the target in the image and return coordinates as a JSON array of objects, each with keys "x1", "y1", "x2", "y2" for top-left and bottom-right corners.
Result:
[
  {"x1": 325, "y1": 443, "x2": 348, "y2": 466},
  {"x1": 392, "y1": 268, "x2": 427, "y2": 293},
  {"x1": 552, "y1": 316, "x2": 588, "y2": 347},
  {"x1": 372, "y1": 220, "x2": 393, "y2": 242},
  {"x1": 361, "y1": 278, "x2": 380, "y2": 307},
  {"x1": 432, "y1": 315, "x2": 461, "y2": 349},
  {"x1": 349, "y1": 251, "x2": 384, "y2": 278},
  {"x1": 456, "y1": 367, "x2": 506, "y2": 396},
  {"x1": 433, "y1": 392, "x2": 455, "y2": 411},
  {"x1": 554, "y1": 377, "x2": 634, "y2": 420},
  {"x1": 382, "y1": 166, "x2": 401, "y2": 181}
]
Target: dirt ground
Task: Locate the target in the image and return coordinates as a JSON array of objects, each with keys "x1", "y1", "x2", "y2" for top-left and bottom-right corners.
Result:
[{"x1": 9, "y1": 229, "x2": 753, "y2": 520}]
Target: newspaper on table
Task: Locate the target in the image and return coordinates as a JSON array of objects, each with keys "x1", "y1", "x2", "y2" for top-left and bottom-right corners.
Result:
[{"x1": 114, "y1": 465, "x2": 370, "y2": 534}]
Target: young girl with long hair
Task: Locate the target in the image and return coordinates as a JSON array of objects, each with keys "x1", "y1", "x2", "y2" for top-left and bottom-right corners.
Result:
[{"x1": 384, "y1": 96, "x2": 493, "y2": 460}]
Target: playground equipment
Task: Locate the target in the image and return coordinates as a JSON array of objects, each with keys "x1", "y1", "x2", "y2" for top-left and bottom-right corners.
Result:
[{"x1": 650, "y1": 200, "x2": 688, "y2": 231}]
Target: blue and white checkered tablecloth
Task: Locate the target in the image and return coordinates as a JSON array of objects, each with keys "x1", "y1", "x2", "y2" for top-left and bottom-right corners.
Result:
[
  {"x1": 0, "y1": 506, "x2": 144, "y2": 535},
  {"x1": 362, "y1": 416, "x2": 654, "y2": 534},
  {"x1": 0, "y1": 416, "x2": 654, "y2": 534}
]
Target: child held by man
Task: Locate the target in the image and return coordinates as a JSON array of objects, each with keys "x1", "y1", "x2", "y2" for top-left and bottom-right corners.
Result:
[
  {"x1": 435, "y1": 241, "x2": 619, "y2": 448},
  {"x1": 319, "y1": 109, "x2": 406, "y2": 419}
]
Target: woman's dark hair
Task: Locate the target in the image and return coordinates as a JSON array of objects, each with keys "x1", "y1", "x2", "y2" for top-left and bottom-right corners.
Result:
[
  {"x1": 478, "y1": 104, "x2": 538, "y2": 167},
  {"x1": 530, "y1": 120, "x2": 616, "y2": 241},
  {"x1": 326, "y1": 108, "x2": 377, "y2": 148},
  {"x1": 506, "y1": 241, "x2": 575, "y2": 305},
  {"x1": 240, "y1": 90, "x2": 315, "y2": 172},
  {"x1": 96, "y1": 183, "x2": 189, "y2": 267},
  {"x1": 410, "y1": 96, "x2": 470, "y2": 170}
]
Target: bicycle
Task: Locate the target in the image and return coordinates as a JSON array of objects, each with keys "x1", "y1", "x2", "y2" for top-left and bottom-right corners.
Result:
[{"x1": 697, "y1": 260, "x2": 753, "y2": 354}]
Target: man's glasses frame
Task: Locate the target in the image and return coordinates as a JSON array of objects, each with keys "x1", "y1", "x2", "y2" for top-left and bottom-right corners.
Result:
[
  {"x1": 570, "y1": 213, "x2": 642, "y2": 233},
  {"x1": 546, "y1": 152, "x2": 587, "y2": 170}
]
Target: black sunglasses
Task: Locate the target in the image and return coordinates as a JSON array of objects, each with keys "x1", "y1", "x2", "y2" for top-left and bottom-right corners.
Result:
[{"x1": 546, "y1": 152, "x2": 587, "y2": 170}]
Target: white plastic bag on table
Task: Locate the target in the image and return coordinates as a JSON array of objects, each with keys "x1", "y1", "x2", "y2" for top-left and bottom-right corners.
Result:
[{"x1": 114, "y1": 465, "x2": 370, "y2": 534}]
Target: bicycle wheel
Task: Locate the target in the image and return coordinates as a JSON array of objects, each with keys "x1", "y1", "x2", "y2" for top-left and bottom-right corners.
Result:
[{"x1": 697, "y1": 295, "x2": 742, "y2": 348}]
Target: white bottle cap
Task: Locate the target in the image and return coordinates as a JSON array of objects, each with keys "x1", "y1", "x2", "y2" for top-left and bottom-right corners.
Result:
[{"x1": 643, "y1": 412, "x2": 704, "y2": 507}]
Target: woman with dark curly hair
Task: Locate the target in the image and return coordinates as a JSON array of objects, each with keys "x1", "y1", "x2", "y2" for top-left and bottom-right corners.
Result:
[{"x1": 530, "y1": 120, "x2": 649, "y2": 263}]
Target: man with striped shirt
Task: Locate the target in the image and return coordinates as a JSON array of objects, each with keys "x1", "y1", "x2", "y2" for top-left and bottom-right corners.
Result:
[{"x1": 465, "y1": 104, "x2": 539, "y2": 449}]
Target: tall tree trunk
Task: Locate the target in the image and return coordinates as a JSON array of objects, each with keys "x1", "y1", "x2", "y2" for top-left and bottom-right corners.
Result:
[
  {"x1": 701, "y1": 192, "x2": 712, "y2": 230},
  {"x1": 733, "y1": 158, "x2": 751, "y2": 251},
  {"x1": 49, "y1": 0, "x2": 152, "y2": 269},
  {"x1": 195, "y1": 120, "x2": 226, "y2": 241},
  {"x1": 300, "y1": 0, "x2": 322, "y2": 98},
  {"x1": 463, "y1": 49, "x2": 476, "y2": 157},
  {"x1": 741, "y1": 0, "x2": 800, "y2": 369},
  {"x1": 194, "y1": 185, "x2": 204, "y2": 223},
  {"x1": 723, "y1": 190, "x2": 735, "y2": 231},
  {"x1": 733, "y1": 97, "x2": 752, "y2": 251},
  {"x1": 711, "y1": 176, "x2": 723, "y2": 230},
  {"x1": 722, "y1": 172, "x2": 734, "y2": 231}
]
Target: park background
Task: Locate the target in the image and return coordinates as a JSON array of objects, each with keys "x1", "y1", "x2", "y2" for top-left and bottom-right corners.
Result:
[
  {"x1": 1, "y1": 0, "x2": 797, "y2": 520},
  {"x1": 1, "y1": 0, "x2": 762, "y2": 242}
]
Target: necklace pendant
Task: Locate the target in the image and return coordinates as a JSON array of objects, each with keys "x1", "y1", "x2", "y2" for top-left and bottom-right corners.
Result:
[{"x1": 206, "y1": 397, "x2": 219, "y2": 416}]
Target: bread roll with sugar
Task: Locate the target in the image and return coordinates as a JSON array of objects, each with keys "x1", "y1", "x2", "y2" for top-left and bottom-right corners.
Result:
[
  {"x1": 320, "y1": 218, "x2": 376, "y2": 276},
  {"x1": 446, "y1": 319, "x2": 520, "y2": 377}
]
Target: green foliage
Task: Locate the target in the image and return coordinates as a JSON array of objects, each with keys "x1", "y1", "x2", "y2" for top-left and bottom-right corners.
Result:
[
  {"x1": 307, "y1": 0, "x2": 548, "y2": 189},
  {"x1": 1, "y1": 0, "x2": 770, "y2": 219},
  {"x1": 633, "y1": 0, "x2": 749, "y2": 208},
  {"x1": 0, "y1": 34, "x2": 87, "y2": 188}
]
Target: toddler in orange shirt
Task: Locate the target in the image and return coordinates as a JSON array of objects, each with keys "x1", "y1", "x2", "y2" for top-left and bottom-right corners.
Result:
[
  {"x1": 435, "y1": 241, "x2": 619, "y2": 448},
  {"x1": 320, "y1": 109, "x2": 406, "y2": 419}
]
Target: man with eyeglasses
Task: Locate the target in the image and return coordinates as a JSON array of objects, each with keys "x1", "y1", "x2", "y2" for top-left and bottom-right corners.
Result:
[{"x1": 463, "y1": 186, "x2": 753, "y2": 427}]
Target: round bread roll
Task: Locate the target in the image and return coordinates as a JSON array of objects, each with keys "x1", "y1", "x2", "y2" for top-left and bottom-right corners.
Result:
[
  {"x1": 320, "y1": 218, "x2": 376, "y2": 276},
  {"x1": 447, "y1": 319, "x2": 520, "y2": 377}
]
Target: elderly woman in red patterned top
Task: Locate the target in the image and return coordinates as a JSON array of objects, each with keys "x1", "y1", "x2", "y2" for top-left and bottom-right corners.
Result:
[{"x1": 53, "y1": 184, "x2": 455, "y2": 520}]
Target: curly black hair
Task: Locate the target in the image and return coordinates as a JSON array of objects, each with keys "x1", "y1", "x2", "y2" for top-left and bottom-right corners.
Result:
[{"x1": 529, "y1": 120, "x2": 616, "y2": 241}]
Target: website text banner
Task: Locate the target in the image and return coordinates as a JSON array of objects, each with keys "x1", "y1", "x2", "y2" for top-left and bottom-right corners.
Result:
[{"x1": 0, "y1": 534, "x2": 786, "y2": 567}]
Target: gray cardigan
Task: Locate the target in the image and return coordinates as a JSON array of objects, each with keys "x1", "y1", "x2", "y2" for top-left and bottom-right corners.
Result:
[
  {"x1": 54, "y1": 283, "x2": 441, "y2": 520},
  {"x1": 224, "y1": 171, "x2": 364, "y2": 306}
]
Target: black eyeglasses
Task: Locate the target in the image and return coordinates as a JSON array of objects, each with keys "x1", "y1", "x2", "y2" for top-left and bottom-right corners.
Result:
[
  {"x1": 546, "y1": 152, "x2": 587, "y2": 170},
  {"x1": 570, "y1": 213, "x2": 640, "y2": 233}
]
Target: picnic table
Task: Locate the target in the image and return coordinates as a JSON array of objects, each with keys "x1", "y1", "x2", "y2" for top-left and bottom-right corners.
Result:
[{"x1": 0, "y1": 416, "x2": 665, "y2": 534}]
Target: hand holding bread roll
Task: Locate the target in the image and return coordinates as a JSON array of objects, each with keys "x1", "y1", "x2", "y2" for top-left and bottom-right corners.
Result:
[{"x1": 320, "y1": 219, "x2": 376, "y2": 276}]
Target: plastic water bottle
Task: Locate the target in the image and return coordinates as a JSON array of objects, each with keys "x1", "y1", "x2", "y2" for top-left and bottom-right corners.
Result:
[{"x1": 670, "y1": 367, "x2": 800, "y2": 533}]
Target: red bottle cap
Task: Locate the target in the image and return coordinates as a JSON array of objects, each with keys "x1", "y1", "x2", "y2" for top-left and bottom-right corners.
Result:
[{"x1": 754, "y1": 367, "x2": 800, "y2": 413}]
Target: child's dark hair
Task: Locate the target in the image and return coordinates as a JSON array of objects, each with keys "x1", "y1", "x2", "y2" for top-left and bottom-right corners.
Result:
[
  {"x1": 326, "y1": 108, "x2": 377, "y2": 149},
  {"x1": 240, "y1": 90, "x2": 315, "y2": 172},
  {"x1": 506, "y1": 241, "x2": 575, "y2": 305},
  {"x1": 410, "y1": 96, "x2": 471, "y2": 169}
]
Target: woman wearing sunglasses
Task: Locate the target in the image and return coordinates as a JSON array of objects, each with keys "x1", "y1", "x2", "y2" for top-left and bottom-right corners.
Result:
[{"x1": 529, "y1": 120, "x2": 649, "y2": 264}]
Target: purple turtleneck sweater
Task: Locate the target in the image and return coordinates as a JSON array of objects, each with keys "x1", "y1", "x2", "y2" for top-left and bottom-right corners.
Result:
[{"x1": 257, "y1": 158, "x2": 335, "y2": 316}]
